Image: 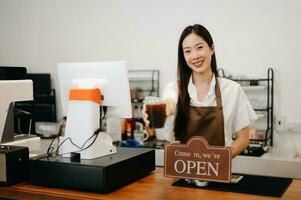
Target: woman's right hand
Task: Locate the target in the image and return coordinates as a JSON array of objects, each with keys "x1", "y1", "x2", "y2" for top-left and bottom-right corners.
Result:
[
  {"x1": 142, "y1": 104, "x2": 150, "y2": 127},
  {"x1": 165, "y1": 98, "x2": 176, "y2": 116}
]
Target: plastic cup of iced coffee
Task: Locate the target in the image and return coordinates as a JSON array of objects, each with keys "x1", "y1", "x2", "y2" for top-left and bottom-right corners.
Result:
[{"x1": 144, "y1": 96, "x2": 167, "y2": 128}]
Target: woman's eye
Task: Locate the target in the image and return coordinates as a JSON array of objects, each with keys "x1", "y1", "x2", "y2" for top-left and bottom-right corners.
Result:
[
  {"x1": 184, "y1": 50, "x2": 190, "y2": 54},
  {"x1": 197, "y1": 46, "x2": 203, "y2": 49}
]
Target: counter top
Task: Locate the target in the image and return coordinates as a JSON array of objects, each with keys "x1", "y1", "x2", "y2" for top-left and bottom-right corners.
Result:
[
  {"x1": 35, "y1": 131, "x2": 301, "y2": 179},
  {"x1": 0, "y1": 167, "x2": 301, "y2": 200}
]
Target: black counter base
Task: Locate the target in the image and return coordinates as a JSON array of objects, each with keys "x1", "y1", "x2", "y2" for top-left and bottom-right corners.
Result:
[{"x1": 28, "y1": 147, "x2": 155, "y2": 193}]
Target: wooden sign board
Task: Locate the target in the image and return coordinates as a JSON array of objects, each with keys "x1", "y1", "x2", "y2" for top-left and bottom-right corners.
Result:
[{"x1": 164, "y1": 136, "x2": 232, "y2": 183}]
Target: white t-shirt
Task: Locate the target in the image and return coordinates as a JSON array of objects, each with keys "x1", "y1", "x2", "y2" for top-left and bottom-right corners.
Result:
[{"x1": 162, "y1": 76, "x2": 257, "y2": 145}]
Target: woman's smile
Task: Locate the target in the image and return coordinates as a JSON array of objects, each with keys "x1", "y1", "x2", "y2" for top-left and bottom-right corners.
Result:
[{"x1": 192, "y1": 59, "x2": 204, "y2": 67}]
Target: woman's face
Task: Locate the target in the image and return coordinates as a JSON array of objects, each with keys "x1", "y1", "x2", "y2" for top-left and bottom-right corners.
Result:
[{"x1": 182, "y1": 32, "x2": 214, "y2": 74}]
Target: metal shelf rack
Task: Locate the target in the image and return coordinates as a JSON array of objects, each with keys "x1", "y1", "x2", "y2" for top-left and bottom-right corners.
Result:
[{"x1": 220, "y1": 68, "x2": 274, "y2": 147}]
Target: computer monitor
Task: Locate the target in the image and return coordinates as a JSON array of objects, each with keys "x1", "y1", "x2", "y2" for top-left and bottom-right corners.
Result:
[
  {"x1": 57, "y1": 61, "x2": 132, "y2": 159},
  {"x1": 57, "y1": 61, "x2": 132, "y2": 119}
]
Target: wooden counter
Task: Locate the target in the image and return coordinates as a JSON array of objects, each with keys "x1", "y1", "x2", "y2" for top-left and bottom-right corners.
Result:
[{"x1": 0, "y1": 167, "x2": 300, "y2": 200}]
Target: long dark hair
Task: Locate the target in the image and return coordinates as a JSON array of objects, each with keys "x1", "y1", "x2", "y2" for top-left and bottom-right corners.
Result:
[{"x1": 174, "y1": 24, "x2": 218, "y2": 141}]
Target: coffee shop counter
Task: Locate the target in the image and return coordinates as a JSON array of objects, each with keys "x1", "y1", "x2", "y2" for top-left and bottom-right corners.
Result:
[
  {"x1": 156, "y1": 149, "x2": 301, "y2": 179},
  {"x1": 31, "y1": 132, "x2": 301, "y2": 179},
  {"x1": 0, "y1": 167, "x2": 300, "y2": 200},
  {"x1": 0, "y1": 136, "x2": 300, "y2": 199},
  {"x1": 156, "y1": 130, "x2": 301, "y2": 179},
  {"x1": 28, "y1": 130, "x2": 301, "y2": 180}
]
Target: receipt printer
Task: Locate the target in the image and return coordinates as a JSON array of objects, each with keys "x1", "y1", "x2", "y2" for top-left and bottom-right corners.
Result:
[{"x1": 0, "y1": 145, "x2": 29, "y2": 185}]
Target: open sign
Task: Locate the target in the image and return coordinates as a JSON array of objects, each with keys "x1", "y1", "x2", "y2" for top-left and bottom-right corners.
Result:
[{"x1": 164, "y1": 136, "x2": 232, "y2": 183}]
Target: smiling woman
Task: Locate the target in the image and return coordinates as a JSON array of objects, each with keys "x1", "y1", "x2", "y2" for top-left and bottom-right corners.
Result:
[{"x1": 142, "y1": 24, "x2": 257, "y2": 160}]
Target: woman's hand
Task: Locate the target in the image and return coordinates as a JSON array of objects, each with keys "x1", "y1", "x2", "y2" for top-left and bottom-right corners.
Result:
[
  {"x1": 165, "y1": 98, "x2": 176, "y2": 116},
  {"x1": 142, "y1": 104, "x2": 150, "y2": 127},
  {"x1": 229, "y1": 126, "x2": 250, "y2": 158}
]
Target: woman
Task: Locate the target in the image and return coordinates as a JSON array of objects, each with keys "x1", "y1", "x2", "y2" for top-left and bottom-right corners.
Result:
[{"x1": 143, "y1": 24, "x2": 257, "y2": 158}]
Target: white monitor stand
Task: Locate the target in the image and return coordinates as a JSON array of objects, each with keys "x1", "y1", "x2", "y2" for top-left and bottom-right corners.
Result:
[
  {"x1": 0, "y1": 80, "x2": 40, "y2": 152},
  {"x1": 57, "y1": 61, "x2": 132, "y2": 159}
]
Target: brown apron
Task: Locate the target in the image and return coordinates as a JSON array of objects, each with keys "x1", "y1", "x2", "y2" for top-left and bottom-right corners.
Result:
[{"x1": 183, "y1": 77, "x2": 225, "y2": 146}]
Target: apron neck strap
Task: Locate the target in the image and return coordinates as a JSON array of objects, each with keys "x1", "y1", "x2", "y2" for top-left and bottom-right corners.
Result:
[{"x1": 214, "y1": 76, "x2": 223, "y2": 108}]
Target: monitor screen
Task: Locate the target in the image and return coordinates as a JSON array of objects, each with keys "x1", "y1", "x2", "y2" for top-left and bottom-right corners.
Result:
[{"x1": 57, "y1": 61, "x2": 132, "y2": 119}]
